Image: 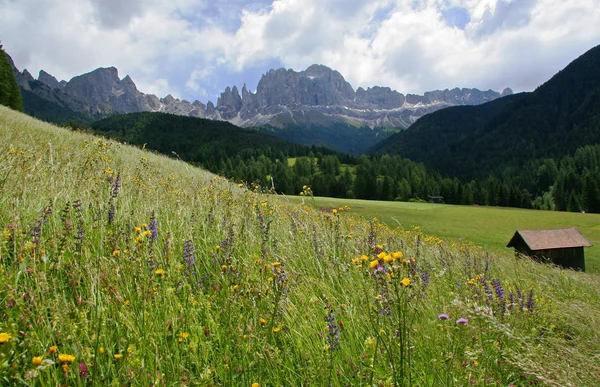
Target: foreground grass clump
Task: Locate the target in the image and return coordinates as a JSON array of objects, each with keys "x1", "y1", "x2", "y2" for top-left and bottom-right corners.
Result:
[{"x1": 1, "y1": 105, "x2": 600, "y2": 386}]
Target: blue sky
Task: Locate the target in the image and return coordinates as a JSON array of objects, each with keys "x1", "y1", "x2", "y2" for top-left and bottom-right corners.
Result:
[{"x1": 1, "y1": 0, "x2": 599, "y2": 105}]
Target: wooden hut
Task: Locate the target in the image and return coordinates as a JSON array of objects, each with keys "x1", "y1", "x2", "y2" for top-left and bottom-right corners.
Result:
[
  {"x1": 428, "y1": 196, "x2": 444, "y2": 204},
  {"x1": 506, "y1": 227, "x2": 592, "y2": 271}
]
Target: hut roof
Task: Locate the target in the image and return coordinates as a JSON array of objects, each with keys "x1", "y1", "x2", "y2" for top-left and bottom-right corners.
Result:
[{"x1": 507, "y1": 227, "x2": 592, "y2": 251}]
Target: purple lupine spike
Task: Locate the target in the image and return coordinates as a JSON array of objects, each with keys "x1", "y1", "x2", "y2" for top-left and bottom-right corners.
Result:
[
  {"x1": 526, "y1": 290, "x2": 535, "y2": 311},
  {"x1": 108, "y1": 203, "x2": 116, "y2": 224},
  {"x1": 111, "y1": 174, "x2": 121, "y2": 198},
  {"x1": 183, "y1": 240, "x2": 196, "y2": 275},
  {"x1": 492, "y1": 279, "x2": 506, "y2": 314},
  {"x1": 479, "y1": 277, "x2": 494, "y2": 304},
  {"x1": 149, "y1": 211, "x2": 158, "y2": 242},
  {"x1": 324, "y1": 306, "x2": 340, "y2": 350}
]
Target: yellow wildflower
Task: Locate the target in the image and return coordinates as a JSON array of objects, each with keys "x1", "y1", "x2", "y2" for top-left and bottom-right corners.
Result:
[
  {"x1": 141, "y1": 223, "x2": 148, "y2": 230},
  {"x1": 400, "y1": 278, "x2": 411, "y2": 287},
  {"x1": 114, "y1": 354, "x2": 123, "y2": 360},
  {"x1": 233, "y1": 284, "x2": 239, "y2": 291},
  {"x1": 259, "y1": 318, "x2": 267, "y2": 325},
  {"x1": 134, "y1": 226, "x2": 142, "y2": 234},
  {"x1": 332, "y1": 209, "x2": 338, "y2": 214},
  {"x1": 377, "y1": 251, "x2": 386, "y2": 259},
  {"x1": 391, "y1": 251, "x2": 403, "y2": 260},
  {"x1": 2, "y1": 229, "x2": 11, "y2": 239},
  {"x1": 142, "y1": 230, "x2": 151, "y2": 238},
  {"x1": 32, "y1": 356, "x2": 43, "y2": 366},
  {"x1": 352, "y1": 257, "x2": 359, "y2": 264},
  {"x1": 252, "y1": 383, "x2": 260, "y2": 387},
  {"x1": 0, "y1": 332, "x2": 10, "y2": 343},
  {"x1": 216, "y1": 245, "x2": 221, "y2": 251},
  {"x1": 58, "y1": 353, "x2": 75, "y2": 364},
  {"x1": 272, "y1": 261, "x2": 280, "y2": 267},
  {"x1": 180, "y1": 332, "x2": 190, "y2": 339},
  {"x1": 49, "y1": 345, "x2": 58, "y2": 354},
  {"x1": 61, "y1": 364, "x2": 69, "y2": 372},
  {"x1": 99, "y1": 347, "x2": 105, "y2": 354},
  {"x1": 155, "y1": 269, "x2": 165, "y2": 276},
  {"x1": 273, "y1": 327, "x2": 281, "y2": 333},
  {"x1": 360, "y1": 254, "x2": 369, "y2": 262},
  {"x1": 369, "y1": 260, "x2": 379, "y2": 269},
  {"x1": 383, "y1": 254, "x2": 393, "y2": 263},
  {"x1": 221, "y1": 265, "x2": 228, "y2": 271},
  {"x1": 112, "y1": 249, "x2": 120, "y2": 257}
]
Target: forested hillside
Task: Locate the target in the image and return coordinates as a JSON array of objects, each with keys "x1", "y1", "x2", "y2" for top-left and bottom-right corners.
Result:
[{"x1": 372, "y1": 44, "x2": 600, "y2": 181}]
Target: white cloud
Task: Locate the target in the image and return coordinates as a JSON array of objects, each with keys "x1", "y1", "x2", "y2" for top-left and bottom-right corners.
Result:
[
  {"x1": 136, "y1": 78, "x2": 172, "y2": 98},
  {"x1": 1, "y1": 0, "x2": 599, "y2": 102}
]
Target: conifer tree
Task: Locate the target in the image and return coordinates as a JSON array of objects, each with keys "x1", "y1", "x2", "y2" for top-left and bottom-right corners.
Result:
[{"x1": 0, "y1": 42, "x2": 23, "y2": 112}]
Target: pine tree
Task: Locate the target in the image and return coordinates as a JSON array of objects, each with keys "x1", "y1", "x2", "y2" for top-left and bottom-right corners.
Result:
[{"x1": 0, "y1": 42, "x2": 23, "y2": 112}]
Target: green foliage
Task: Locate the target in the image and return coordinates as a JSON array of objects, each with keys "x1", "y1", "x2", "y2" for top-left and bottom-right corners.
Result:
[
  {"x1": 0, "y1": 44, "x2": 23, "y2": 112},
  {"x1": 2, "y1": 105, "x2": 600, "y2": 385}
]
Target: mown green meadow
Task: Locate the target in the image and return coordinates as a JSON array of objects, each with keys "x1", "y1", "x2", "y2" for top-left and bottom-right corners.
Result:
[
  {"x1": 282, "y1": 196, "x2": 600, "y2": 274},
  {"x1": 1, "y1": 105, "x2": 600, "y2": 386}
]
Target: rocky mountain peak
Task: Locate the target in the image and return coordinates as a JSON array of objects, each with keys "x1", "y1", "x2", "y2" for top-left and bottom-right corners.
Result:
[{"x1": 38, "y1": 70, "x2": 63, "y2": 90}]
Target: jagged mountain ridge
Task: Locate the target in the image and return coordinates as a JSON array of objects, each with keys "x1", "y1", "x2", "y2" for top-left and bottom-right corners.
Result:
[{"x1": 9, "y1": 54, "x2": 510, "y2": 129}]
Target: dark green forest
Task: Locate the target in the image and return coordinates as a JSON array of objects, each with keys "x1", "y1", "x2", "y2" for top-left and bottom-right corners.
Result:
[{"x1": 0, "y1": 43, "x2": 23, "y2": 112}]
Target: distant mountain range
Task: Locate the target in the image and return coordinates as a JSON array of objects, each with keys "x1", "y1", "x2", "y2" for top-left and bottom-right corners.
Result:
[
  {"x1": 371, "y1": 44, "x2": 600, "y2": 181},
  {"x1": 7, "y1": 52, "x2": 509, "y2": 153}
]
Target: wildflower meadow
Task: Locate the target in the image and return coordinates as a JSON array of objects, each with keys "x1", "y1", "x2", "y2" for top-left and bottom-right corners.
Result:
[{"x1": 1, "y1": 105, "x2": 600, "y2": 386}]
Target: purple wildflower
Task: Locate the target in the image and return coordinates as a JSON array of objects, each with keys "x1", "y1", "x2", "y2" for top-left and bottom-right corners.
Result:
[
  {"x1": 508, "y1": 293, "x2": 515, "y2": 311},
  {"x1": 438, "y1": 314, "x2": 449, "y2": 320},
  {"x1": 183, "y1": 240, "x2": 196, "y2": 275},
  {"x1": 492, "y1": 278, "x2": 507, "y2": 314},
  {"x1": 419, "y1": 268, "x2": 430, "y2": 290},
  {"x1": 324, "y1": 306, "x2": 340, "y2": 350},
  {"x1": 149, "y1": 211, "x2": 158, "y2": 242},
  {"x1": 456, "y1": 318, "x2": 469, "y2": 324},
  {"x1": 479, "y1": 277, "x2": 494, "y2": 304},
  {"x1": 111, "y1": 174, "x2": 121, "y2": 198},
  {"x1": 79, "y1": 362, "x2": 89, "y2": 378},
  {"x1": 526, "y1": 290, "x2": 535, "y2": 311},
  {"x1": 108, "y1": 203, "x2": 115, "y2": 224}
]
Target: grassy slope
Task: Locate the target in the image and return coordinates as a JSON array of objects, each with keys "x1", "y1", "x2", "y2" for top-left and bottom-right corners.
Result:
[
  {"x1": 283, "y1": 196, "x2": 600, "y2": 273},
  {"x1": 1, "y1": 105, "x2": 600, "y2": 386}
]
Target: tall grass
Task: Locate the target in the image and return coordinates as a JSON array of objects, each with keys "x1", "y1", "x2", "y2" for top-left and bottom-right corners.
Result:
[{"x1": 1, "y1": 105, "x2": 600, "y2": 386}]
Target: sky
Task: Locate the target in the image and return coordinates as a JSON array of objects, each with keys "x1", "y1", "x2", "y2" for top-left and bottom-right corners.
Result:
[{"x1": 1, "y1": 0, "x2": 599, "y2": 104}]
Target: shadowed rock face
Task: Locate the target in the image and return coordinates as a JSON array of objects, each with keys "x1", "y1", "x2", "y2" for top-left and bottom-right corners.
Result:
[{"x1": 9, "y1": 50, "x2": 509, "y2": 127}]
